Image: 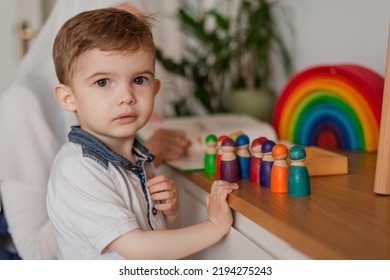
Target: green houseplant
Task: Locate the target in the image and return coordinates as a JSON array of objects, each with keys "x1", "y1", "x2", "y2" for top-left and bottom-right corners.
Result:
[{"x1": 157, "y1": 0, "x2": 292, "y2": 121}]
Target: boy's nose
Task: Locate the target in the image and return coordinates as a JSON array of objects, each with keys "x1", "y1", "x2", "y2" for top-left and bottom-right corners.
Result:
[{"x1": 118, "y1": 87, "x2": 136, "y2": 105}]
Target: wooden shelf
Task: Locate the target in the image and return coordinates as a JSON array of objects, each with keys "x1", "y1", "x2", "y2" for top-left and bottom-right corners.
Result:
[{"x1": 180, "y1": 150, "x2": 390, "y2": 259}]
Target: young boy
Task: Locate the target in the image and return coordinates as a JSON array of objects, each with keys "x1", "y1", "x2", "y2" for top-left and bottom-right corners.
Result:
[{"x1": 46, "y1": 8, "x2": 238, "y2": 260}]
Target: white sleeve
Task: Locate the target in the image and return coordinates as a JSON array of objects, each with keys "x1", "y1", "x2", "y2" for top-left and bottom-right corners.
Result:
[{"x1": 47, "y1": 155, "x2": 140, "y2": 253}]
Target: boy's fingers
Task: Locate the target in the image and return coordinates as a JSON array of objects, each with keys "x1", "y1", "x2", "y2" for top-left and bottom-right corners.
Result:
[
  {"x1": 211, "y1": 181, "x2": 239, "y2": 193},
  {"x1": 210, "y1": 180, "x2": 219, "y2": 193},
  {"x1": 150, "y1": 190, "x2": 176, "y2": 201},
  {"x1": 149, "y1": 183, "x2": 176, "y2": 196},
  {"x1": 211, "y1": 182, "x2": 239, "y2": 204},
  {"x1": 208, "y1": 180, "x2": 238, "y2": 206},
  {"x1": 154, "y1": 199, "x2": 177, "y2": 211},
  {"x1": 210, "y1": 181, "x2": 238, "y2": 200},
  {"x1": 148, "y1": 176, "x2": 176, "y2": 190},
  {"x1": 148, "y1": 175, "x2": 172, "y2": 185},
  {"x1": 205, "y1": 194, "x2": 210, "y2": 207},
  {"x1": 147, "y1": 174, "x2": 162, "y2": 184}
]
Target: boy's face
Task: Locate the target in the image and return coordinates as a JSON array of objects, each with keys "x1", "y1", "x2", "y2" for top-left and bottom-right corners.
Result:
[{"x1": 56, "y1": 49, "x2": 160, "y2": 146}]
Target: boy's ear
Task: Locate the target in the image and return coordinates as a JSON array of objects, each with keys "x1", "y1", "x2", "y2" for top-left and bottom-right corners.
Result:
[
  {"x1": 154, "y1": 79, "x2": 161, "y2": 96},
  {"x1": 54, "y1": 84, "x2": 77, "y2": 112}
]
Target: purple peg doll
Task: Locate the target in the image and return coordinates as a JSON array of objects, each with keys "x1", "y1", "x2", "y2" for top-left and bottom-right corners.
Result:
[
  {"x1": 260, "y1": 140, "x2": 276, "y2": 187},
  {"x1": 220, "y1": 137, "x2": 240, "y2": 182}
]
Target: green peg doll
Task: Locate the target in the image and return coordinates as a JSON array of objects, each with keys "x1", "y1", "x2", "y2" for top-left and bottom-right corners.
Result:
[
  {"x1": 204, "y1": 134, "x2": 217, "y2": 174},
  {"x1": 288, "y1": 145, "x2": 311, "y2": 196}
]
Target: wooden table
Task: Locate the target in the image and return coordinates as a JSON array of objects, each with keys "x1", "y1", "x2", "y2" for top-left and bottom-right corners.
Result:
[{"x1": 180, "y1": 151, "x2": 390, "y2": 259}]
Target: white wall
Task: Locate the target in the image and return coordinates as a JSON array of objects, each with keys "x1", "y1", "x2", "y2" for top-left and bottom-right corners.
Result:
[
  {"x1": 1, "y1": 0, "x2": 389, "y2": 98},
  {"x1": 143, "y1": 0, "x2": 183, "y2": 60},
  {"x1": 270, "y1": 0, "x2": 390, "y2": 94},
  {"x1": 0, "y1": 0, "x2": 43, "y2": 90},
  {"x1": 0, "y1": 0, "x2": 13, "y2": 90},
  {"x1": 146, "y1": 0, "x2": 390, "y2": 97}
]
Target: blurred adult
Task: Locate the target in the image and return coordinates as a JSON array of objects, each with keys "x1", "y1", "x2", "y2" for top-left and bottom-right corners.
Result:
[{"x1": 0, "y1": 0, "x2": 190, "y2": 259}]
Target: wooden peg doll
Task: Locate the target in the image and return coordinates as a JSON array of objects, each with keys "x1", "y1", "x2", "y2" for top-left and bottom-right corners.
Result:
[
  {"x1": 235, "y1": 134, "x2": 251, "y2": 179},
  {"x1": 216, "y1": 135, "x2": 228, "y2": 178},
  {"x1": 220, "y1": 137, "x2": 240, "y2": 182},
  {"x1": 270, "y1": 143, "x2": 289, "y2": 193},
  {"x1": 260, "y1": 140, "x2": 276, "y2": 187},
  {"x1": 204, "y1": 134, "x2": 217, "y2": 174},
  {"x1": 288, "y1": 145, "x2": 311, "y2": 196},
  {"x1": 250, "y1": 137, "x2": 268, "y2": 184}
]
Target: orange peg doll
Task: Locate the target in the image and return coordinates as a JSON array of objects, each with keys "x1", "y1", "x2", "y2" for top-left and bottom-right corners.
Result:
[{"x1": 270, "y1": 143, "x2": 289, "y2": 193}]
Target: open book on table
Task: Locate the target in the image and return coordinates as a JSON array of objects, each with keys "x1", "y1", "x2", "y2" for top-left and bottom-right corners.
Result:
[{"x1": 138, "y1": 114, "x2": 278, "y2": 171}]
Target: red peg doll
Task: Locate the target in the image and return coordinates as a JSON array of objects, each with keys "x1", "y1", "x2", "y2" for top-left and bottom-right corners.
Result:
[
  {"x1": 216, "y1": 135, "x2": 228, "y2": 179},
  {"x1": 250, "y1": 137, "x2": 268, "y2": 184}
]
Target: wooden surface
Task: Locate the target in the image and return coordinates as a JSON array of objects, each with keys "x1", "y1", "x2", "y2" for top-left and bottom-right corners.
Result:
[
  {"x1": 303, "y1": 146, "x2": 348, "y2": 176},
  {"x1": 374, "y1": 28, "x2": 390, "y2": 195},
  {"x1": 181, "y1": 150, "x2": 390, "y2": 259}
]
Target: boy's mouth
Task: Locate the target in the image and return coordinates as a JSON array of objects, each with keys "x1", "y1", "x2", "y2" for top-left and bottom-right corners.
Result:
[{"x1": 114, "y1": 112, "x2": 137, "y2": 124}]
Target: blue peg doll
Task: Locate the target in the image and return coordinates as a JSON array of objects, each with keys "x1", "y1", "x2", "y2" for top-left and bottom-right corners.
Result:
[{"x1": 235, "y1": 134, "x2": 251, "y2": 179}]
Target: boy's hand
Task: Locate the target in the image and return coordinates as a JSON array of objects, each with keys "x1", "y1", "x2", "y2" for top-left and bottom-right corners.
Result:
[
  {"x1": 147, "y1": 174, "x2": 179, "y2": 217},
  {"x1": 206, "y1": 180, "x2": 239, "y2": 236}
]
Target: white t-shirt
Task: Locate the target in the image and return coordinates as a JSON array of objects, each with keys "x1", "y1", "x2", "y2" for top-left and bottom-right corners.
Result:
[{"x1": 46, "y1": 127, "x2": 166, "y2": 259}]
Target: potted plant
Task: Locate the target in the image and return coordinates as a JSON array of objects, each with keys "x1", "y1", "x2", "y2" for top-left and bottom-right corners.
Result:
[{"x1": 157, "y1": 0, "x2": 292, "y2": 121}]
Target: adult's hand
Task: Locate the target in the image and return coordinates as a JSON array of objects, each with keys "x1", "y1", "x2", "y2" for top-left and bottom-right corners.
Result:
[{"x1": 143, "y1": 129, "x2": 191, "y2": 167}]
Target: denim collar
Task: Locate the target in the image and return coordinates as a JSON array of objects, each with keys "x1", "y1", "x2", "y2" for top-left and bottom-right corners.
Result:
[{"x1": 68, "y1": 126, "x2": 154, "y2": 172}]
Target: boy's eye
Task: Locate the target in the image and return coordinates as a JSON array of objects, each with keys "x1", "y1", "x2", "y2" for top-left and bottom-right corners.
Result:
[
  {"x1": 134, "y1": 76, "x2": 148, "y2": 85},
  {"x1": 95, "y1": 78, "x2": 110, "y2": 87}
]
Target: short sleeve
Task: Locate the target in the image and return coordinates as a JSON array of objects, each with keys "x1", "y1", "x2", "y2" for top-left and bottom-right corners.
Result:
[{"x1": 47, "y1": 154, "x2": 140, "y2": 253}]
